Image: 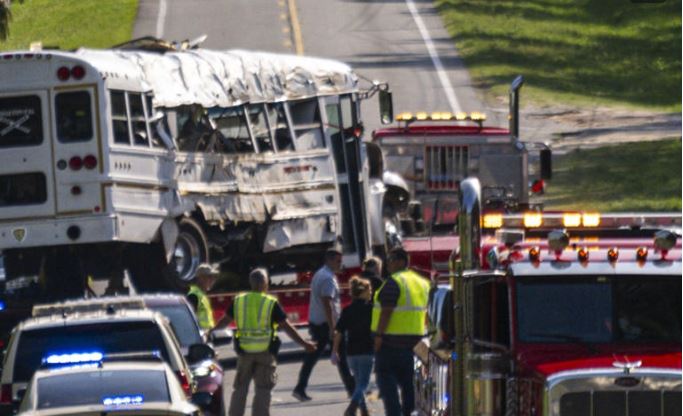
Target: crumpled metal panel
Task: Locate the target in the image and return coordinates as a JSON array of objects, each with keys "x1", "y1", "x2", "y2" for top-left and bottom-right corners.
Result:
[
  {"x1": 76, "y1": 48, "x2": 358, "y2": 108},
  {"x1": 263, "y1": 215, "x2": 336, "y2": 252},
  {"x1": 195, "y1": 194, "x2": 267, "y2": 223},
  {"x1": 180, "y1": 151, "x2": 338, "y2": 224}
]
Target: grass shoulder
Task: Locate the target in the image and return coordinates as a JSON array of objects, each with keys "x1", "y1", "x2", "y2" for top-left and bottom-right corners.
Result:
[
  {"x1": 544, "y1": 139, "x2": 682, "y2": 212},
  {"x1": 436, "y1": 0, "x2": 681, "y2": 112},
  {"x1": 0, "y1": 0, "x2": 138, "y2": 51}
]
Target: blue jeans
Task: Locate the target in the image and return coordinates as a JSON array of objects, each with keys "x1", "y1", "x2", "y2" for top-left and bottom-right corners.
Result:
[
  {"x1": 375, "y1": 345, "x2": 415, "y2": 416},
  {"x1": 347, "y1": 354, "x2": 373, "y2": 404}
]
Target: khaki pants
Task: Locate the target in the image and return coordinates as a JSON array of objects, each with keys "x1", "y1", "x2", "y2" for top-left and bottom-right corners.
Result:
[{"x1": 228, "y1": 351, "x2": 277, "y2": 416}]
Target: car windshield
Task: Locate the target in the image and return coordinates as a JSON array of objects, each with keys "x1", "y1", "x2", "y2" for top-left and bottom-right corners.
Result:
[
  {"x1": 14, "y1": 321, "x2": 170, "y2": 382},
  {"x1": 36, "y1": 369, "x2": 169, "y2": 409},
  {"x1": 516, "y1": 275, "x2": 681, "y2": 344},
  {"x1": 149, "y1": 304, "x2": 202, "y2": 348}
]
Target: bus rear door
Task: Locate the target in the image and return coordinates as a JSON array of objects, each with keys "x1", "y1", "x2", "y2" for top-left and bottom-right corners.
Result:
[
  {"x1": 50, "y1": 86, "x2": 102, "y2": 215},
  {"x1": 0, "y1": 90, "x2": 55, "y2": 222}
]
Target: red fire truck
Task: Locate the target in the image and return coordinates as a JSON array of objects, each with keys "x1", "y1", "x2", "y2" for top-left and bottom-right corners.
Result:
[
  {"x1": 414, "y1": 178, "x2": 682, "y2": 416},
  {"x1": 374, "y1": 77, "x2": 551, "y2": 276}
]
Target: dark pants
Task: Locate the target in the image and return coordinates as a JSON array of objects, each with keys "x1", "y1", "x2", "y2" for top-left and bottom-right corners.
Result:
[
  {"x1": 295, "y1": 322, "x2": 355, "y2": 395},
  {"x1": 375, "y1": 345, "x2": 415, "y2": 416}
]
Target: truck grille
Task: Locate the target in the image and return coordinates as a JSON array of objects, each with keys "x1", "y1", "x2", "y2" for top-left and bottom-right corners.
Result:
[
  {"x1": 425, "y1": 145, "x2": 467, "y2": 190},
  {"x1": 560, "y1": 390, "x2": 681, "y2": 416}
]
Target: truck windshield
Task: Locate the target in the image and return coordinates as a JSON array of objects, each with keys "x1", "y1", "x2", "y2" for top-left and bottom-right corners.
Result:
[{"x1": 516, "y1": 275, "x2": 681, "y2": 344}]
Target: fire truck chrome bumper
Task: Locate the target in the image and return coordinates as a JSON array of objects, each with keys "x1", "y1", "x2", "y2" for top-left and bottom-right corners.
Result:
[{"x1": 0, "y1": 215, "x2": 118, "y2": 249}]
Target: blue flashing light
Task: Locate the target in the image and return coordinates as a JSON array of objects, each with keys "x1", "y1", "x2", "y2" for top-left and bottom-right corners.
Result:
[
  {"x1": 43, "y1": 351, "x2": 103, "y2": 365},
  {"x1": 0, "y1": 300, "x2": 5, "y2": 311},
  {"x1": 102, "y1": 395, "x2": 144, "y2": 406}
]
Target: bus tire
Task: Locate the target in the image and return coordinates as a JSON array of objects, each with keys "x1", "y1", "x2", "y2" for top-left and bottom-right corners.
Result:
[
  {"x1": 168, "y1": 217, "x2": 210, "y2": 288},
  {"x1": 127, "y1": 217, "x2": 209, "y2": 292}
]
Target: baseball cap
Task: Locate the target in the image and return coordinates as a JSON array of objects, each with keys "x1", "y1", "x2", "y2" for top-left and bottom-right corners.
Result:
[
  {"x1": 388, "y1": 247, "x2": 409, "y2": 262},
  {"x1": 196, "y1": 263, "x2": 219, "y2": 277},
  {"x1": 325, "y1": 243, "x2": 343, "y2": 255}
]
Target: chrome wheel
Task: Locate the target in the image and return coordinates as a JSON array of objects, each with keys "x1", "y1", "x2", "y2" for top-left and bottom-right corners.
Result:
[{"x1": 174, "y1": 232, "x2": 202, "y2": 282}]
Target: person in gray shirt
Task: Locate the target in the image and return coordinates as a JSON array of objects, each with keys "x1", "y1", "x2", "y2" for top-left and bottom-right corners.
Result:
[{"x1": 293, "y1": 245, "x2": 354, "y2": 401}]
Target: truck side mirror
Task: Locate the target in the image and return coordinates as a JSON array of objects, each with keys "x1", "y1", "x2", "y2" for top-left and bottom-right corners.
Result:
[
  {"x1": 540, "y1": 148, "x2": 552, "y2": 180},
  {"x1": 379, "y1": 90, "x2": 393, "y2": 125}
]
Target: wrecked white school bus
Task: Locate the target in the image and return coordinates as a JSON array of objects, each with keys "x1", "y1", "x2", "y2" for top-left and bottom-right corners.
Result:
[{"x1": 0, "y1": 38, "x2": 395, "y2": 294}]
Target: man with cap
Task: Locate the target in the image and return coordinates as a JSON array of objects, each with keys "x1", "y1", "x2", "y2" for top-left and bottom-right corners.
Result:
[
  {"x1": 372, "y1": 247, "x2": 430, "y2": 416},
  {"x1": 292, "y1": 244, "x2": 354, "y2": 401},
  {"x1": 187, "y1": 263, "x2": 227, "y2": 331}
]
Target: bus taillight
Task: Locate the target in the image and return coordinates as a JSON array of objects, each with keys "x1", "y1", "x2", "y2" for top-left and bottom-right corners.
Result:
[
  {"x1": 83, "y1": 155, "x2": 97, "y2": 170},
  {"x1": 71, "y1": 65, "x2": 86, "y2": 80},
  {"x1": 69, "y1": 156, "x2": 83, "y2": 171},
  {"x1": 57, "y1": 66, "x2": 70, "y2": 81}
]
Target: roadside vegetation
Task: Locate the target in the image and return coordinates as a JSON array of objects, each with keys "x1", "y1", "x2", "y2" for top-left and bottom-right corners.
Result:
[
  {"x1": 0, "y1": 0, "x2": 137, "y2": 51},
  {"x1": 436, "y1": 0, "x2": 681, "y2": 111},
  {"x1": 544, "y1": 139, "x2": 682, "y2": 211}
]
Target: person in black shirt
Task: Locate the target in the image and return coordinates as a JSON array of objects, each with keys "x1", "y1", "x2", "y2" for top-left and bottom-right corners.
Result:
[{"x1": 332, "y1": 276, "x2": 373, "y2": 416}]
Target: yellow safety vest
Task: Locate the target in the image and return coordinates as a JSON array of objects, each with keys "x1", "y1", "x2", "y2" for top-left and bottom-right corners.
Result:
[
  {"x1": 188, "y1": 285, "x2": 215, "y2": 330},
  {"x1": 371, "y1": 269, "x2": 430, "y2": 336},
  {"x1": 234, "y1": 292, "x2": 279, "y2": 353}
]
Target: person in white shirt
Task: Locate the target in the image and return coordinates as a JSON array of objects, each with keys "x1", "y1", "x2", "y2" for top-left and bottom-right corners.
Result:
[{"x1": 292, "y1": 245, "x2": 354, "y2": 401}]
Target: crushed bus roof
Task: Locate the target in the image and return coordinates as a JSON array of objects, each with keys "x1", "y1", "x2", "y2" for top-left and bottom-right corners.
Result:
[{"x1": 0, "y1": 48, "x2": 359, "y2": 108}]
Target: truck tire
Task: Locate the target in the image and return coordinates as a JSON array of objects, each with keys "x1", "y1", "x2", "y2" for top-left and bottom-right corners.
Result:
[{"x1": 127, "y1": 217, "x2": 209, "y2": 292}]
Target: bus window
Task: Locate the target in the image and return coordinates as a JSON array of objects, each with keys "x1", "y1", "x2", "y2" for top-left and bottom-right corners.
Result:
[
  {"x1": 290, "y1": 99, "x2": 324, "y2": 151},
  {"x1": 325, "y1": 103, "x2": 346, "y2": 174},
  {"x1": 340, "y1": 95, "x2": 355, "y2": 130},
  {"x1": 175, "y1": 105, "x2": 214, "y2": 152},
  {"x1": 211, "y1": 107, "x2": 254, "y2": 153},
  {"x1": 145, "y1": 94, "x2": 165, "y2": 149},
  {"x1": 267, "y1": 103, "x2": 294, "y2": 152},
  {"x1": 247, "y1": 104, "x2": 273, "y2": 153},
  {"x1": 129, "y1": 93, "x2": 149, "y2": 147},
  {"x1": 0, "y1": 95, "x2": 43, "y2": 148},
  {"x1": 110, "y1": 91, "x2": 130, "y2": 145},
  {"x1": 55, "y1": 91, "x2": 93, "y2": 143}
]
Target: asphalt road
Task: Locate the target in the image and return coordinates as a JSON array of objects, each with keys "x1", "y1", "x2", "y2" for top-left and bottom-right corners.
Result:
[
  {"x1": 133, "y1": 0, "x2": 501, "y2": 134},
  {"x1": 220, "y1": 350, "x2": 385, "y2": 416}
]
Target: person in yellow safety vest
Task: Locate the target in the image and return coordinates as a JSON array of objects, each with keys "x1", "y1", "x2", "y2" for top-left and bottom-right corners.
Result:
[
  {"x1": 371, "y1": 247, "x2": 430, "y2": 416},
  {"x1": 187, "y1": 263, "x2": 224, "y2": 331},
  {"x1": 221, "y1": 268, "x2": 316, "y2": 416}
]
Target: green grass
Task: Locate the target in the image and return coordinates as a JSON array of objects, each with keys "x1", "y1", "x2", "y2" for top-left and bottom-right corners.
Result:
[
  {"x1": 0, "y1": 0, "x2": 137, "y2": 51},
  {"x1": 544, "y1": 139, "x2": 682, "y2": 211},
  {"x1": 436, "y1": 0, "x2": 681, "y2": 111}
]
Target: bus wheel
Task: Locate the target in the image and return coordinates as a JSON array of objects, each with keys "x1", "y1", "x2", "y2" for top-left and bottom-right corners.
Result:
[
  {"x1": 126, "y1": 218, "x2": 209, "y2": 292},
  {"x1": 169, "y1": 217, "x2": 209, "y2": 287}
]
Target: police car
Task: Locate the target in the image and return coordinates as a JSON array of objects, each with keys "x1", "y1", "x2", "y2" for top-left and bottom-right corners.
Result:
[
  {"x1": 0, "y1": 302, "x2": 194, "y2": 412},
  {"x1": 15, "y1": 356, "x2": 200, "y2": 415},
  {"x1": 27, "y1": 294, "x2": 228, "y2": 414}
]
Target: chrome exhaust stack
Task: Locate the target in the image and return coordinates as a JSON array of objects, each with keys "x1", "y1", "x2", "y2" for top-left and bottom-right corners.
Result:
[{"x1": 458, "y1": 177, "x2": 482, "y2": 271}]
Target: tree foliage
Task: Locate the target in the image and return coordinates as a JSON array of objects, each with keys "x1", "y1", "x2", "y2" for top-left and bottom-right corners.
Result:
[{"x1": 0, "y1": 0, "x2": 23, "y2": 41}]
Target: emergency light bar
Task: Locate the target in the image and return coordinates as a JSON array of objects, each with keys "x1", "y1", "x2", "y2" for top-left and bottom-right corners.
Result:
[
  {"x1": 395, "y1": 111, "x2": 487, "y2": 125},
  {"x1": 482, "y1": 212, "x2": 682, "y2": 230},
  {"x1": 32, "y1": 298, "x2": 146, "y2": 317},
  {"x1": 103, "y1": 395, "x2": 144, "y2": 406},
  {"x1": 43, "y1": 351, "x2": 103, "y2": 365}
]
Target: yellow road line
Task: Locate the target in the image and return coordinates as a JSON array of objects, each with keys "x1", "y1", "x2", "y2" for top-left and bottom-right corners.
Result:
[{"x1": 286, "y1": 0, "x2": 305, "y2": 55}]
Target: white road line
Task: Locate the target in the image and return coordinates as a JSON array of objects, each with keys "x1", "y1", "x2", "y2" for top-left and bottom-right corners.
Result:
[
  {"x1": 405, "y1": 0, "x2": 462, "y2": 114},
  {"x1": 156, "y1": 0, "x2": 167, "y2": 38}
]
